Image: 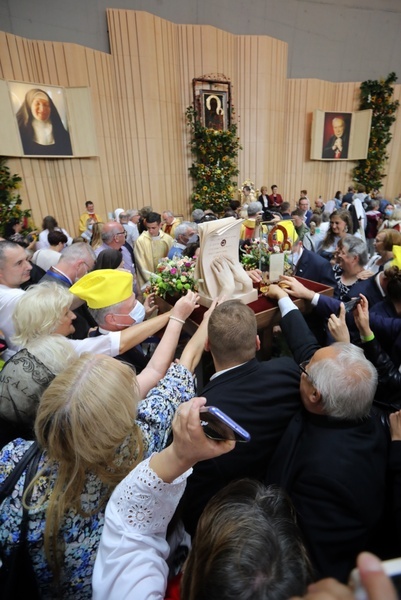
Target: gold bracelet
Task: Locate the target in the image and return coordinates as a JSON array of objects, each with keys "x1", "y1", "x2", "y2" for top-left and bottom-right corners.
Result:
[{"x1": 169, "y1": 315, "x2": 185, "y2": 325}]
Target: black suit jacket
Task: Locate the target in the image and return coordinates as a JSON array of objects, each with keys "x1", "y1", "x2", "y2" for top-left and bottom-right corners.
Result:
[
  {"x1": 267, "y1": 309, "x2": 389, "y2": 582},
  {"x1": 182, "y1": 310, "x2": 320, "y2": 535},
  {"x1": 266, "y1": 408, "x2": 388, "y2": 582},
  {"x1": 295, "y1": 249, "x2": 336, "y2": 288}
]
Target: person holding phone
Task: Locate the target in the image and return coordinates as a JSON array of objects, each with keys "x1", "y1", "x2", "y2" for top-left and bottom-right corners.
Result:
[
  {"x1": 0, "y1": 294, "x2": 216, "y2": 598},
  {"x1": 93, "y1": 397, "x2": 312, "y2": 600}
]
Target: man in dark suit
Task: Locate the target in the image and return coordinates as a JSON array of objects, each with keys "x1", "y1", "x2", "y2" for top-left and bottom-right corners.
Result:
[
  {"x1": 322, "y1": 116, "x2": 350, "y2": 159},
  {"x1": 265, "y1": 285, "x2": 389, "y2": 582},
  {"x1": 289, "y1": 239, "x2": 336, "y2": 344},
  {"x1": 181, "y1": 299, "x2": 316, "y2": 536},
  {"x1": 291, "y1": 240, "x2": 336, "y2": 287}
]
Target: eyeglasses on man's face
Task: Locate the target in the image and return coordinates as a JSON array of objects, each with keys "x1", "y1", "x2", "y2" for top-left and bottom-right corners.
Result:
[
  {"x1": 299, "y1": 360, "x2": 315, "y2": 385},
  {"x1": 115, "y1": 230, "x2": 127, "y2": 237}
]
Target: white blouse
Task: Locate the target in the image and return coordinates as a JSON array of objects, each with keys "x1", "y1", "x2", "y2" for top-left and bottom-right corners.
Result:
[
  {"x1": 92, "y1": 456, "x2": 191, "y2": 599},
  {"x1": 37, "y1": 228, "x2": 73, "y2": 249}
]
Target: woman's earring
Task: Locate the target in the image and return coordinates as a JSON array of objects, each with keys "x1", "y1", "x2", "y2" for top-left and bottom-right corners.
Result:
[{"x1": 344, "y1": 226, "x2": 348, "y2": 232}]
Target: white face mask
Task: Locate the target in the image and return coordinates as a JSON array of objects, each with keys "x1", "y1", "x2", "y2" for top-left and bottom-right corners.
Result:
[
  {"x1": 114, "y1": 301, "x2": 146, "y2": 327},
  {"x1": 129, "y1": 301, "x2": 145, "y2": 323}
]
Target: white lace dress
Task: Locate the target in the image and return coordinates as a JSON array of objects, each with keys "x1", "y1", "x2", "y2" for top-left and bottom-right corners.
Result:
[{"x1": 92, "y1": 456, "x2": 191, "y2": 599}]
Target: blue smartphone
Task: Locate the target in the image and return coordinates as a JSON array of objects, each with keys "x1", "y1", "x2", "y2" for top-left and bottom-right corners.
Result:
[{"x1": 199, "y1": 406, "x2": 251, "y2": 442}]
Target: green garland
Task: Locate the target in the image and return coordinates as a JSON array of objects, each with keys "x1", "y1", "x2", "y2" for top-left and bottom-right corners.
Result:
[
  {"x1": 0, "y1": 157, "x2": 32, "y2": 237},
  {"x1": 353, "y1": 72, "x2": 399, "y2": 191},
  {"x1": 186, "y1": 106, "x2": 242, "y2": 214}
]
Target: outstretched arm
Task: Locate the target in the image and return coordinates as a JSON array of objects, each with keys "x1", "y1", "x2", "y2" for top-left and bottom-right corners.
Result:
[
  {"x1": 92, "y1": 397, "x2": 234, "y2": 600},
  {"x1": 266, "y1": 283, "x2": 320, "y2": 363},
  {"x1": 119, "y1": 311, "x2": 171, "y2": 354},
  {"x1": 179, "y1": 299, "x2": 219, "y2": 373},
  {"x1": 136, "y1": 290, "x2": 200, "y2": 398}
]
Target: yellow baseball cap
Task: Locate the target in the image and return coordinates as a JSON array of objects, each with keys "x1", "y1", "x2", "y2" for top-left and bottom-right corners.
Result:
[{"x1": 70, "y1": 269, "x2": 133, "y2": 309}]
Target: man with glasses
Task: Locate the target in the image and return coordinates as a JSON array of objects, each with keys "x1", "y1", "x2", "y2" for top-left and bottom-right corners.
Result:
[
  {"x1": 40, "y1": 242, "x2": 97, "y2": 339},
  {"x1": 167, "y1": 222, "x2": 197, "y2": 259},
  {"x1": 265, "y1": 283, "x2": 388, "y2": 584},
  {"x1": 94, "y1": 220, "x2": 135, "y2": 276}
]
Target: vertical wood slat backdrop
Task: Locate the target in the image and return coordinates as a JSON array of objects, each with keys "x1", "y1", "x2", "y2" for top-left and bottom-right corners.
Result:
[{"x1": 1, "y1": 9, "x2": 400, "y2": 237}]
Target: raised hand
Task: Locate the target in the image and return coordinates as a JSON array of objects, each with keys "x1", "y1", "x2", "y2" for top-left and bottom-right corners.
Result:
[
  {"x1": 327, "y1": 303, "x2": 350, "y2": 343},
  {"x1": 149, "y1": 397, "x2": 235, "y2": 483},
  {"x1": 171, "y1": 289, "x2": 200, "y2": 321}
]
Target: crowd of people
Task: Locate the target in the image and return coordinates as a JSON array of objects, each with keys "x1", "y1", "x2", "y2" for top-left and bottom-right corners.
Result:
[{"x1": 1, "y1": 184, "x2": 401, "y2": 599}]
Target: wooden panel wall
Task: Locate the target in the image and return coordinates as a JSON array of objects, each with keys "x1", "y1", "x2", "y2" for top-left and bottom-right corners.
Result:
[
  {"x1": 1, "y1": 9, "x2": 400, "y2": 238},
  {"x1": 0, "y1": 32, "x2": 130, "y2": 235},
  {"x1": 108, "y1": 12, "x2": 290, "y2": 207},
  {"x1": 107, "y1": 10, "x2": 188, "y2": 216}
]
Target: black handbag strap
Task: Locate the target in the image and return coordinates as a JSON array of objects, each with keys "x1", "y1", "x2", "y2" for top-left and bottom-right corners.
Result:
[
  {"x1": 0, "y1": 441, "x2": 42, "y2": 600},
  {"x1": 0, "y1": 442, "x2": 40, "y2": 505},
  {"x1": 19, "y1": 443, "x2": 42, "y2": 545}
]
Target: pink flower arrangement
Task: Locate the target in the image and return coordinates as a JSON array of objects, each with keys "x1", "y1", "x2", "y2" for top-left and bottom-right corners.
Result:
[{"x1": 149, "y1": 256, "x2": 197, "y2": 298}]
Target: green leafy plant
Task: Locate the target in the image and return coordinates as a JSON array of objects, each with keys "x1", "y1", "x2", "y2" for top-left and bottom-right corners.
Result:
[
  {"x1": 353, "y1": 72, "x2": 399, "y2": 191},
  {"x1": 186, "y1": 106, "x2": 242, "y2": 214},
  {"x1": 0, "y1": 157, "x2": 32, "y2": 237}
]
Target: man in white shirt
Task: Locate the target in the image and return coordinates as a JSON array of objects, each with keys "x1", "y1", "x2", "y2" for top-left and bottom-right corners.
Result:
[{"x1": 0, "y1": 241, "x2": 32, "y2": 361}]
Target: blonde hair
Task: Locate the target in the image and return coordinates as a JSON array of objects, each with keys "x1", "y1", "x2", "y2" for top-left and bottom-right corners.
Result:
[
  {"x1": 90, "y1": 222, "x2": 104, "y2": 250},
  {"x1": 379, "y1": 228, "x2": 401, "y2": 251},
  {"x1": 30, "y1": 353, "x2": 144, "y2": 574},
  {"x1": 26, "y1": 334, "x2": 78, "y2": 373},
  {"x1": 12, "y1": 282, "x2": 73, "y2": 347}
]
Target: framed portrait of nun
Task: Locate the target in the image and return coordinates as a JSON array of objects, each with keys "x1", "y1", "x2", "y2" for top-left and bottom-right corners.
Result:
[{"x1": 9, "y1": 81, "x2": 73, "y2": 156}]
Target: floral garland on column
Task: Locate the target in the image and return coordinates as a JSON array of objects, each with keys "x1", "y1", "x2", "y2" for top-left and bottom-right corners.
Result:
[
  {"x1": 186, "y1": 106, "x2": 242, "y2": 214},
  {"x1": 353, "y1": 72, "x2": 399, "y2": 191}
]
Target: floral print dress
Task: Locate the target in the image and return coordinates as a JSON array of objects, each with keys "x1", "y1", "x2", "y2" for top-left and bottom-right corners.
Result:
[{"x1": 0, "y1": 363, "x2": 194, "y2": 599}]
